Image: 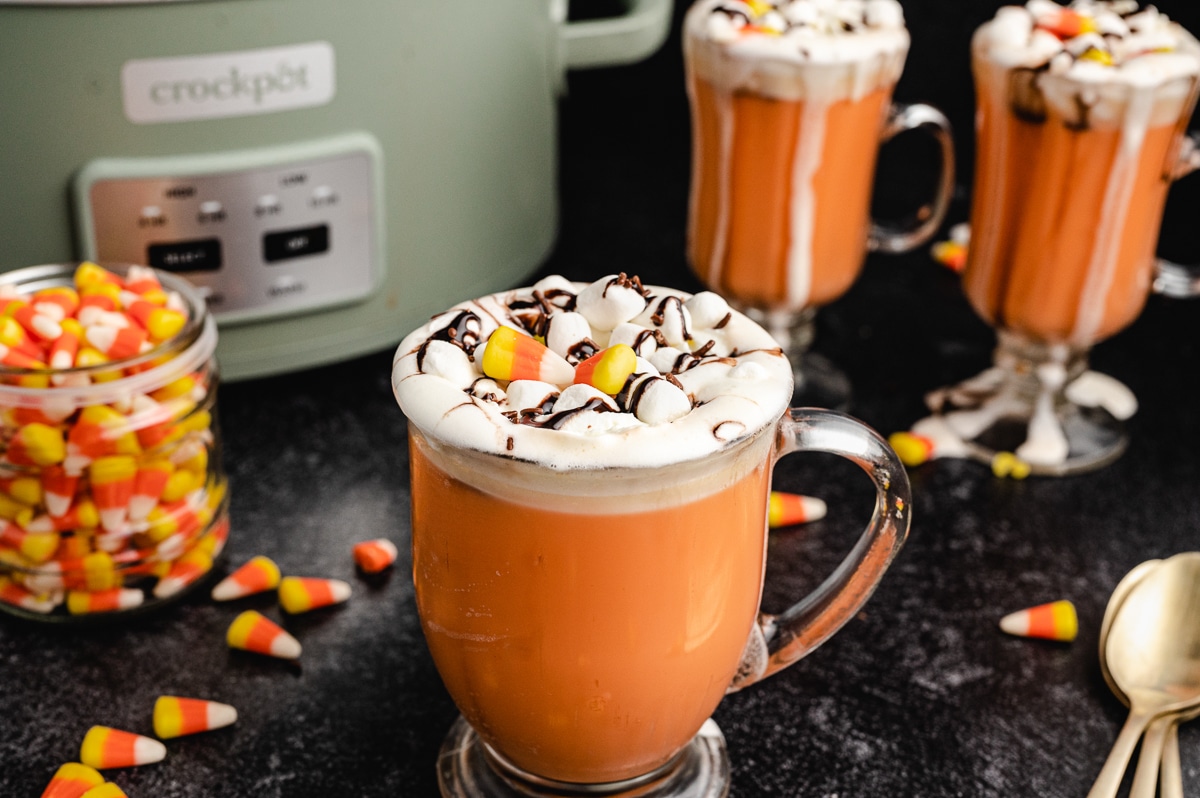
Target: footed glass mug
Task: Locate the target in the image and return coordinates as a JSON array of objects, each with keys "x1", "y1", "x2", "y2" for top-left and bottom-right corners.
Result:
[
  {"x1": 394, "y1": 273, "x2": 910, "y2": 797},
  {"x1": 919, "y1": 1, "x2": 1200, "y2": 476},
  {"x1": 684, "y1": 0, "x2": 954, "y2": 408}
]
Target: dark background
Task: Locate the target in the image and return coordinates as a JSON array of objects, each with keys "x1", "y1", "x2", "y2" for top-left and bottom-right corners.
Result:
[{"x1": 3, "y1": 1, "x2": 1200, "y2": 796}]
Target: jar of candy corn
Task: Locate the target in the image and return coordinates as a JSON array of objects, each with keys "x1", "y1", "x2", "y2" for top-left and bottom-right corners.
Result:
[{"x1": 0, "y1": 262, "x2": 228, "y2": 621}]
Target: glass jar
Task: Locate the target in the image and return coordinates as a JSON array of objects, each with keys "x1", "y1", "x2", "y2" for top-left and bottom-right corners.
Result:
[{"x1": 0, "y1": 262, "x2": 227, "y2": 621}]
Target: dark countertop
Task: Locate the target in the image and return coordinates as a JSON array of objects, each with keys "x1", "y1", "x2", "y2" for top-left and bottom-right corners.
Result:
[{"x1": 4, "y1": 1, "x2": 1200, "y2": 795}]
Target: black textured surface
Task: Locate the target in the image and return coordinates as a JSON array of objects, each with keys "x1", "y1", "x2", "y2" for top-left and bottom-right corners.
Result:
[{"x1": 4, "y1": 1, "x2": 1200, "y2": 795}]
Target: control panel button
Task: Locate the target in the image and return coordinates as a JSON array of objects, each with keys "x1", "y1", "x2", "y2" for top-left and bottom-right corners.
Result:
[
  {"x1": 263, "y1": 224, "x2": 329, "y2": 263},
  {"x1": 198, "y1": 201, "x2": 226, "y2": 223},
  {"x1": 311, "y1": 185, "x2": 337, "y2": 207},
  {"x1": 139, "y1": 206, "x2": 166, "y2": 227},
  {"x1": 147, "y1": 238, "x2": 223, "y2": 273},
  {"x1": 256, "y1": 194, "x2": 281, "y2": 216}
]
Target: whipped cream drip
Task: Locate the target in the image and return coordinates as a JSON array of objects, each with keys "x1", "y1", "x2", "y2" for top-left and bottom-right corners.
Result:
[{"x1": 393, "y1": 275, "x2": 792, "y2": 470}]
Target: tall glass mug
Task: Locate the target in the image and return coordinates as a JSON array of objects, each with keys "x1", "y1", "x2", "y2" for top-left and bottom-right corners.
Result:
[
  {"x1": 393, "y1": 273, "x2": 911, "y2": 797},
  {"x1": 909, "y1": 1, "x2": 1200, "y2": 476},
  {"x1": 683, "y1": 0, "x2": 955, "y2": 407}
]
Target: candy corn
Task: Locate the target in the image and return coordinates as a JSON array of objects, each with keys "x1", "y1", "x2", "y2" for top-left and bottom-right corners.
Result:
[
  {"x1": 767, "y1": 491, "x2": 828, "y2": 528},
  {"x1": 889, "y1": 432, "x2": 935, "y2": 467},
  {"x1": 573, "y1": 344, "x2": 638, "y2": 395},
  {"x1": 39, "y1": 762, "x2": 104, "y2": 798},
  {"x1": 67, "y1": 587, "x2": 144, "y2": 615},
  {"x1": 278, "y1": 576, "x2": 352, "y2": 614},
  {"x1": 999, "y1": 600, "x2": 1078, "y2": 642},
  {"x1": 128, "y1": 459, "x2": 173, "y2": 522},
  {"x1": 353, "y1": 539, "x2": 398, "y2": 574},
  {"x1": 931, "y1": 240, "x2": 967, "y2": 273},
  {"x1": 84, "y1": 325, "x2": 148, "y2": 361},
  {"x1": 153, "y1": 695, "x2": 238, "y2": 739},
  {"x1": 226, "y1": 610, "x2": 301, "y2": 659},
  {"x1": 211, "y1": 555, "x2": 281, "y2": 601},
  {"x1": 79, "y1": 784, "x2": 127, "y2": 798},
  {"x1": 79, "y1": 726, "x2": 166, "y2": 769},
  {"x1": 0, "y1": 576, "x2": 57, "y2": 614},
  {"x1": 7, "y1": 422, "x2": 66, "y2": 466},
  {"x1": 89, "y1": 456, "x2": 137, "y2": 532},
  {"x1": 1035, "y1": 7, "x2": 1095, "y2": 39},
  {"x1": 42, "y1": 466, "x2": 79, "y2": 517},
  {"x1": 481, "y1": 326, "x2": 574, "y2": 384},
  {"x1": 152, "y1": 547, "x2": 213, "y2": 599},
  {"x1": 127, "y1": 299, "x2": 187, "y2": 342}
]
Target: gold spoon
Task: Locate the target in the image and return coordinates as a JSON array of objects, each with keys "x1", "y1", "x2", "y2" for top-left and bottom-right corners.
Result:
[
  {"x1": 1087, "y1": 552, "x2": 1200, "y2": 798},
  {"x1": 1098, "y1": 559, "x2": 1199, "y2": 798}
]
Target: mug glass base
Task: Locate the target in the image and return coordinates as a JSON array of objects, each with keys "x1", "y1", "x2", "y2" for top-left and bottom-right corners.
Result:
[
  {"x1": 436, "y1": 716, "x2": 731, "y2": 798},
  {"x1": 918, "y1": 331, "x2": 1133, "y2": 477}
]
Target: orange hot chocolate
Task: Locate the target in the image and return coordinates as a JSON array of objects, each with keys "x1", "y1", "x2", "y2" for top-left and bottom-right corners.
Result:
[
  {"x1": 683, "y1": 0, "x2": 909, "y2": 313},
  {"x1": 964, "y1": 4, "x2": 1200, "y2": 347},
  {"x1": 409, "y1": 431, "x2": 772, "y2": 785}
]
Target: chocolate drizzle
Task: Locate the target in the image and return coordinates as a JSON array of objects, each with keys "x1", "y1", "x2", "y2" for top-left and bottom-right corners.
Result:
[
  {"x1": 513, "y1": 397, "x2": 616, "y2": 430},
  {"x1": 631, "y1": 329, "x2": 668, "y2": 354},
  {"x1": 427, "y1": 310, "x2": 484, "y2": 356},
  {"x1": 567, "y1": 339, "x2": 601, "y2": 363},
  {"x1": 647, "y1": 296, "x2": 692, "y2": 341},
  {"x1": 602, "y1": 272, "x2": 650, "y2": 298}
]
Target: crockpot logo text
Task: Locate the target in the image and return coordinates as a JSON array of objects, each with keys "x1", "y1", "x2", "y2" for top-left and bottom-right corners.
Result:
[
  {"x1": 150, "y1": 62, "x2": 310, "y2": 107},
  {"x1": 122, "y1": 42, "x2": 335, "y2": 125}
]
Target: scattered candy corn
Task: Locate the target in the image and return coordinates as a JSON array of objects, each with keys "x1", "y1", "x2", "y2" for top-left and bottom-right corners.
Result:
[
  {"x1": 889, "y1": 431, "x2": 936, "y2": 467},
  {"x1": 991, "y1": 451, "x2": 1031, "y2": 480},
  {"x1": 67, "y1": 587, "x2": 144, "y2": 615},
  {"x1": 278, "y1": 576, "x2": 352, "y2": 614},
  {"x1": 767, "y1": 491, "x2": 827, "y2": 528},
  {"x1": 211, "y1": 555, "x2": 281, "y2": 601},
  {"x1": 79, "y1": 725, "x2": 166, "y2": 769},
  {"x1": 153, "y1": 696, "x2": 238, "y2": 739},
  {"x1": 999, "y1": 600, "x2": 1078, "y2": 642},
  {"x1": 931, "y1": 240, "x2": 966, "y2": 273},
  {"x1": 79, "y1": 784, "x2": 127, "y2": 798},
  {"x1": 481, "y1": 326, "x2": 574, "y2": 384},
  {"x1": 226, "y1": 610, "x2": 301, "y2": 659},
  {"x1": 39, "y1": 762, "x2": 104, "y2": 798},
  {"x1": 573, "y1": 344, "x2": 638, "y2": 395},
  {"x1": 353, "y1": 539, "x2": 398, "y2": 574}
]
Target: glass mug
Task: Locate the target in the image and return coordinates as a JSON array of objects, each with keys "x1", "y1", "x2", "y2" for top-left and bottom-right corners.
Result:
[
  {"x1": 683, "y1": 0, "x2": 954, "y2": 408},
  {"x1": 914, "y1": 3, "x2": 1200, "y2": 476},
  {"x1": 394, "y1": 275, "x2": 911, "y2": 797}
]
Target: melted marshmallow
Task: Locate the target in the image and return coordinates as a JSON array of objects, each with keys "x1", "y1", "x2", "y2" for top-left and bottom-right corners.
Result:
[{"x1": 393, "y1": 275, "x2": 791, "y2": 470}]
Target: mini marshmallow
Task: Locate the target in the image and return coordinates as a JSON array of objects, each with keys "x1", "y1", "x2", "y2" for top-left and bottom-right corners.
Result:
[
  {"x1": 649, "y1": 346, "x2": 689, "y2": 375},
  {"x1": 864, "y1": 0, "x2": 903, "y2": 29},
  {"x1": 555, "y1": 383, "x2": 620, "y2": 413},
  {"x1": 469, "y1": 378, "x2": 506, "y2": 403},
  {"x1": 608, "y1": 323, "x2": 667, "y2": 357},
  {"x1": 544, "y1": 311, "x2": 597, "y2": 363},
  {"x1": 504, "y1": 380, "x2": 561, "y2": 414},
  {"x1": 683, "y1": 292, "x2": 732, "y2": 331},
  {"x1": 634, "y1": 296, "x2": 692, "y2": 348},
  {"x1": 532, "y1": 274, "x2": 578, "y2": 296},
  {"x1": 634, "y1": 356, "x2": 661, "y2": 377},
  {"x1": 575, "y1": 275, "x2": 648, "y2": 332},
  {"x1": 419, "y1": 340, "x2": 477, "y2": 389},
  {"x1": 625, "y1": 375, "x2": 692, "y2": 425}
]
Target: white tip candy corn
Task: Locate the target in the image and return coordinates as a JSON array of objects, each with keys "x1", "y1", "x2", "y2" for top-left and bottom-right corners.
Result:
[
  {"x1": 353, "y1": 539, "x2": 398, "y2": 573},
  {"x1": 226, "y1": 610, "x2": 302, "y2": 659},
  {"x1": 211, "y1": 555, "x2": 281, "y2": 601},
  {"x1": 999, "y1": 599, "x2": 1078, "y2": 642},
  {"x1": 79, "y1": 726, "x2": 167, "y2": 769},
  {"x1": 278, "y1": 576, "x2": 352, "y2": 614},
  {"x1": 153, "y1": 696, "x2": 238, "y2": 739}
]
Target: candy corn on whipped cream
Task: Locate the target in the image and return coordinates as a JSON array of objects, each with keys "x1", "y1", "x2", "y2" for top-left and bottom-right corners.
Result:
[
  {"x1": 392, "y1": 275, "x2": 792, "y2": 469},
  {"x1": 685, "y1": 0, "x2": 909, "y2": 100}
]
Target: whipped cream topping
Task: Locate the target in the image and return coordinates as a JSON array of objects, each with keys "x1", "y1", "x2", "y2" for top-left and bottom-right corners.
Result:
[
  {"x1": 978, "y1": 1, "x2": 1200, "y2": 84},
  {"x1": 393, "y1": 275, "x2": 793, "y2": 470},
  {"x1": 684, "y1": 0, "x2": 909, "y2": 101}
]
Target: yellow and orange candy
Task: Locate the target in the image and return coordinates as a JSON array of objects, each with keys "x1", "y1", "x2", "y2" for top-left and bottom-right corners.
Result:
[
  {"x1": 278, "y1": 576, "x2": 352, "y2": 614},
  {"x1": 481, "y1": 326, "x2": 574, "y2": 384},
  {"x1": 39, "y1": 762, "x2": 104, "y2": 798},
  {"x1": 153, "y1": 695, "x2": 238, "y2": 739},
  {"x1": 211, "y1": 555, "x2": 282, "y2": 601},
  {"x1": 353, "y1": 539, "x2": 398, "y2": 574},
  {"x1": 573, "y1": 344, "x2": 637, "y2": 395},
  {"x1": 999, "y1": 600, "x2": 1078, "y2": 642},
  {"x1": 226, "y1": 609, "x2": 302, "y2": 659},
  {"x1": 767, "y1": 491, "x2": 828, "y2": 528},
  {"x1": 79, "y1": 725, "x2": 166, "y2": 769}
]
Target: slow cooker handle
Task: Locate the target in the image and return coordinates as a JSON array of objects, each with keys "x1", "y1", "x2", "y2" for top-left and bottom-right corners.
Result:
[{"x1": 560, "y1": 0, "x2": 672, "y2": 69}]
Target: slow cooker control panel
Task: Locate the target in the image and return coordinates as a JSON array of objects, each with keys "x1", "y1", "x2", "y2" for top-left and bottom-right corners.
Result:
[{"x1": 74, "y1": 133, "x2": 383, "y2": 325}]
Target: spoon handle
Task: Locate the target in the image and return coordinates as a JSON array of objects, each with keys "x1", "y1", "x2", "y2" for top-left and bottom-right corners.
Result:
[
  {"x1": 1160, "y1": 720, "x2": 1184, "y2": 798},
  {"x1": 1130, "y1": 715, "x2": 1170, "y2": 798},
  {"x1": 1087, "y1": 708, "x2": 1155, "y2": 798}
]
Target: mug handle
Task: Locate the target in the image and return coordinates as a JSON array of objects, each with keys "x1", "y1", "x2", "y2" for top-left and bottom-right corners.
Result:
[
  {"x1": 729, "y1": 408, "x2": 912, "y2": 692},
  {"x1": 868, "y1": 102, "x2": 957, "y2": 255},
  {"x1": 1152, "y1": 132, "x2": 1200, "y2": 298},
  {"x1": 561, "y1": 0, "x2": 673, "y2": 70}
]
